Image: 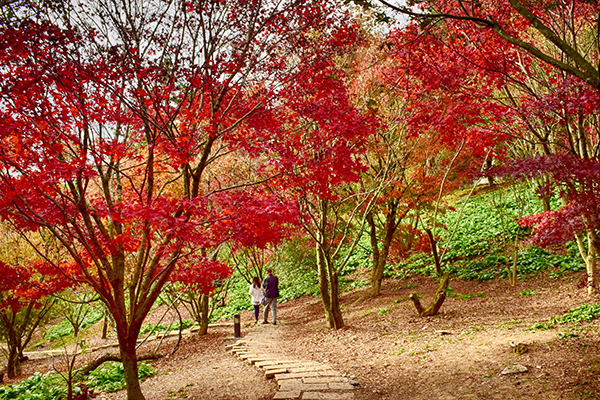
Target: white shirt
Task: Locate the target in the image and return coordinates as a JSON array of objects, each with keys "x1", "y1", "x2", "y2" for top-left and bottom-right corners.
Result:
[{"x1": 248, "y1": 284, "x2": 263, "y2": 305}]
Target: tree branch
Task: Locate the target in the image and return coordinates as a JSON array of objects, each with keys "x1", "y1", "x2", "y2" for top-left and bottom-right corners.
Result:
[{"x1": 77, "y1": 352, "x2": 161, "y2": 377}]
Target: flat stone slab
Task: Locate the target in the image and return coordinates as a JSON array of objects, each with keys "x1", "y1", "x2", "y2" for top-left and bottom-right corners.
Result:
[
  {"x1": 275, "y1": 372, "x2": 320, "y2": 381},
  {"x1": 302, "y1": 393, "x2": 355, "y2": 400},
  {"x1": 255, "y1": 360, "x2": 282, "y2": 368},
  {"x1": 246, "y1": 356, "x2": 272, "y2": 364},
  {"x1": 303, "y1": 377, "x2": 347, "y2": 384},
  {"x1": 238, "y1": 353, "x2": 259, "y2": 360},
  {"x1": 317, "y1": 371, "x2": 340, "y2": 377},
  {"x1": 225, "y1": 342, "x2": 245, "y2": 350},
  {"x1": 288, "y1": 366, "x2": 331, "y2": 373},
  {"x1": 279, "y1": 382, "x2": 329, "y2": 391},
  {"x1": 273, "y1": 391, "x2": 302, "y2": 400},
  {"x1": 265, "y1": 368, "x2": 288, "y2": 379}
]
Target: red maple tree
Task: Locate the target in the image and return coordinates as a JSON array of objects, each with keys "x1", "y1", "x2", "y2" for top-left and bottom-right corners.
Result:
[{"x1": 0, "y1": 1, "x2": 364, "y2": 397}]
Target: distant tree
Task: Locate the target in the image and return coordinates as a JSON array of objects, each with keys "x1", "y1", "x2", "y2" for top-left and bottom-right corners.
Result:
[{"x1": 0, "y1": 260, "x2": 70, "y2": 378}]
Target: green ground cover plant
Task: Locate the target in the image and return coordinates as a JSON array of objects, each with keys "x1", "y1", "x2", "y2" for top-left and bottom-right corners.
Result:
[
  {"x1": 390, "y1": 186, "x2": 585, "y2": 283},
  {"x1": 87, "y1": 362, "x2": 156, "y2": 393},
  {"x1": 139, "y1": 320, "x2": 194, "y2": 336},
  {"x1": 550, "y1": 304, "x2": 600, "y2": 324},
  {"x1": 44, "y1": 309, "x2": 104, "y2": 341},
  {"x1": 0, "y1": 372, "x2": 73, "y2": 400}
]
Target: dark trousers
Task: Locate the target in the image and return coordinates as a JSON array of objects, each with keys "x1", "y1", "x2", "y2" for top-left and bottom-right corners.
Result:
[{"x1": 253, "y1": 305, "x2": 260, "y2": 321}]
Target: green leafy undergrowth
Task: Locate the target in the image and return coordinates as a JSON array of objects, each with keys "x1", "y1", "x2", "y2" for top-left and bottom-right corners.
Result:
[
  {"x1": 87, "y1": 361, "x2": 156, "y2": 393},
  {"x1": 451, "y1": 291, "x2": 487, "y2": 300},
  {"x1": 529, "y1": 322, "x2": 554, "y2": 330},
  {"x1": 529, "y1": 303, "x2": 600, "y2": 331},
  {"x1": 551, "y1": 303, "x2": 600, "y2": 324},
  {"x1": 518, "y1": 289, "x2": 536, "y2": 296},
  {"x1": 44, "y1": 309, "x2": 104, "y2": 341},
  {"x1": 139, "y1": 319, "x2": 193, "y2": 336},
  {"x1": 0, "y1": 372, "x2": 74, "y2": 400},
  {"x1": 446, "y1": 246, "x2": 584, "y2": 282},
  {"x1": 439, "y1": 186, "x2": 540, "y2": 260}
]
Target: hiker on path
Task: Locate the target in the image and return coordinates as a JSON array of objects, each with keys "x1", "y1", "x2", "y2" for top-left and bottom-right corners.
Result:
[
  {"x1": 261, "y1": 268, "x2": 279, "y2": 325},
  {"x1": 248, "y1": 276, "x2": 263, "y2": 324}
]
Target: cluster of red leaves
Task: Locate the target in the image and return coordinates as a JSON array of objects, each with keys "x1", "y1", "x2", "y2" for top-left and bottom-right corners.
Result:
[
  {"x1": 494, "y1": 155, "x2": 600, "y2": 246},
  {"x1": 213, "y1": 190, "x2": 301, "y2": 250},
  {"x1": 169, "y1": 257, "x2": 231, "y2": 295},
  {"x1": 0, "y1": 260, "x2": 74, "y2": 312}
]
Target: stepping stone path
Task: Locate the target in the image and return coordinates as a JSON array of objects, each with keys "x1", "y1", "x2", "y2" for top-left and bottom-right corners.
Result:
[{"x1": 226, "y1": 323, "x2": 357, "y2": 400}]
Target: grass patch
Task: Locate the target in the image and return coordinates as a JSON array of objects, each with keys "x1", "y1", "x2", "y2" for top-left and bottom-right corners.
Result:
[{"x1": 528, "y1": 322, "x2": 554, "y2": 330}]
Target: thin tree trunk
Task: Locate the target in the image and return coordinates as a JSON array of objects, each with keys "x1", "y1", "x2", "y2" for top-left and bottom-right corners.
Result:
[
  {"x1": 575, "y1": 227, "x2": 600, "y2": 295},
  {"x1": 316, "y1": 239, "x2": 333, "y2": 328},
  {"x1": 199, "y1": 294, "x2": 209, "y2": 335},
  {"x1": 328, "y1": 273, "x2": 344, "y2": 329},
  {"x1": 368, "y1": 202, "x2": 400, "y2": 296},
  {"x1": 102, "y1": 315, "x2": 108, "y2": 339}
]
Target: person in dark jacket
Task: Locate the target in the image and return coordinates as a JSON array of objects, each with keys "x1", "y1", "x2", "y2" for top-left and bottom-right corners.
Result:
[{"x1": 261, "y1": 268, "x2": 279, "y2": 325}]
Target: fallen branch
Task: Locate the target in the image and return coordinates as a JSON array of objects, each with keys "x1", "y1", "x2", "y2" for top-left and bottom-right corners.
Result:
[{"x1": 77, "y1": 352, "x2": 161, "y2": 377}]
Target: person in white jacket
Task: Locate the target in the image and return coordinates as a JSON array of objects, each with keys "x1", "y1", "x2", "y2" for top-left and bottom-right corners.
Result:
[{"x1": 248, "y1": 276, "x2": 263, "y2": 323}]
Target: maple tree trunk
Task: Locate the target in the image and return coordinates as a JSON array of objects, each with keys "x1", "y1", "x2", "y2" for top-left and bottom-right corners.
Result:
[
  {"x1": 367, "y1": 203, "x2": 401, "y2": 297},
  {"x1": 120, "y1": 339, "x2": 145, "y2": 400},
  {"x1": 575, "y1": 225, "x2": 600, "y2": 295},
  {"x1": 327, "y1": 273, "x2": 344, "y2": 329},
  {"x1": 4, "y1": 320, "x2": 22, "y2": 378},
  {"x1": 316, "y1": 240, "x2": 345, "y2": 330},
  {"x1": 199, "y1": 293, "x2": 209, "y2": 335},
  {"x1": 102, "y1": 315, "x2": 108, "y2": 340},
  {"x1": 6, "y1": 345, "x2": 20, "y2": 379}
]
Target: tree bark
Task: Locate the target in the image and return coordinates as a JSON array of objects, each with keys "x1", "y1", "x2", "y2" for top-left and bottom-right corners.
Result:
[
  {"x1": 327, "y1": 273, "x2": 344, "y2": 329},
  {"x1": 101, "y1": 315, "x2": 108, "y2": 340},
  {"x1": 315, "y1": 232, "x2": 345, "y2": 330},
  {"x1": 120, "y1": 341, "x2": 145, "y2": 400},
  {"x1": 367, "y1": 203, "x2": 398, "y2": 297},
  {"x1": 6, "y1": 345, "x2": 20, "y2": 379},
  {"x1": 199, "y1": 293, "x2": 209, "y2": 335}
]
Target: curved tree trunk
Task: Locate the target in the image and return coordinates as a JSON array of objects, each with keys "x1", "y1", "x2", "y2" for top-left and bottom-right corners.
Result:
[{"x1": 368, "y1": 202, "x2": 404, "y2": 296}]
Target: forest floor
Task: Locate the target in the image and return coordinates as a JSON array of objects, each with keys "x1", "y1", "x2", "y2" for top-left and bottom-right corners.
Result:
[{"x1": 10, "y1": 271, "x2": 600, "y2": 400}]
